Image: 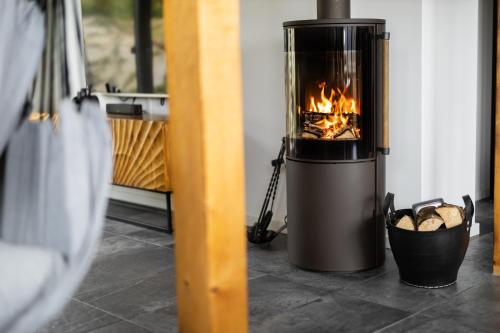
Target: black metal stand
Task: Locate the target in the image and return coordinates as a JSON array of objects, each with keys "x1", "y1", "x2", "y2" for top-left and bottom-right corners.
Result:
[
  {"x1": 166, "y1": 191, "x2": 173, "y2": 234},
  {"x1": 248, "y1": 138, "x2": 286, "y2": 244}
]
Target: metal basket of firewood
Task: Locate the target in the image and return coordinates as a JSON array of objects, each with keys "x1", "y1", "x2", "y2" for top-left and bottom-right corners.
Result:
[{"x1": 383, "y1": 193, "x2": 474, "y2": 288}]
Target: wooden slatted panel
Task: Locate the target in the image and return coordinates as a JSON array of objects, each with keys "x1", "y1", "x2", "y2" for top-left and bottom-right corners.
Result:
[
  {"x1": 110, "y1": 118, "x2": 171, "y2": 192},
  {"x1": 163, "y1": 0, "x2": 249, "y2": 331}
]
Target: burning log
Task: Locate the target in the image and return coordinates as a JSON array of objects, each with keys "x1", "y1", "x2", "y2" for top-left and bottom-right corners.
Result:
[
  {"x1": 304, "y1": 112, "x2": 326, "y2": 124},
  {"x1": 416, "y1": 206, "x2": 444, "y2": 231},
  {"x1": 302, "y1": 131, "x2": 321, "y2": 139},
  {"x1": 303, "y1": 114, "x2": 360, "y2": 140},
  {"x1": 395, "y1": 215, "x2": 416, "y2": 231},
  {"x1": 303, "y1": 121, "x2": 325, "y2": 137},
  {"x1": 435, "y1": 204, "x2": 464, "y2": 229},
  {"x1": 334, "y1": 127, "x2": 356, "y2": 140}
]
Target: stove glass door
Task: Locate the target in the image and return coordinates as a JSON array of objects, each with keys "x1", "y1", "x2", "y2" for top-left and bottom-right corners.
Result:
[{"x1": 285, "y1": 25, "x2": 377, "y2": 161}]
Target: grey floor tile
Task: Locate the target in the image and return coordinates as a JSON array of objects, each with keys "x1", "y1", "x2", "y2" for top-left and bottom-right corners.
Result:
[
  {"x1": 248, "y1": 268, "x2": 267, "y2": 280},
  {"x1": 465, "y1": 233, "x2": 493, "y2": 271},
  {"x1": 125, "y1": 228, "x2": 174, "y2": 247},
  {"x1": 254, "y1": 293, "x2": 409, "y2": 333},
  {"x1": 278, "y1": 250, "x2": 398, "y2": 292},
  {"x1": 131, "y1": 305, "x2": 177, "y2": 333},
  {"x1": 101, "y1": 231, "x2": 118, "y2": 239},
  {"x1": 87, "y1": 269, "x2": 177, "y2": 322},
  {"x1": 339, "y1": 232, "x2": 495, "y2": 313},
  {"x1": 104, "y1": 219, "x2": 146, "y2": 235},
  {"x1": 75, "y1": 235, "x2": 174, "y2": 302},
  {"x1": 340, "y1": 254, "x2": 494, "y2": 314},
  {"x1": 339, "y1": 270, "x2": 453, "y2": 312},
  {"x1": 46, "y1": 198, "x2": 498, "y2": 333},
  {"x1": 129, "y1": 211, "x2": 169, "y2": 230},
  {"x1": 38, "y1": 300, "x2": 121, "y2": 333},
  {"x1": 248, "y1": 275, "x2": 327, "y2": 328},
  {"x1": 247, "y1": 235, "x2": 295, "y2": 276},
  {"x1": 94, "y1": 234, "x2": 151, "y2": 258},
  {"x1": 377, "y1": 313, "x2": 483, "y2": 333},
  {"x1": 248, "y1": 235, "x2": 397, "y2": 292},
  {"x1": 469, "y1": 232, "x2": 493, "y2": 246},
  {"x1": 86, "y1": 320, "x2": 153, "y2": 333},
  {"x1": 379, "y1": 281, "x2": 500, "y2": 333}
]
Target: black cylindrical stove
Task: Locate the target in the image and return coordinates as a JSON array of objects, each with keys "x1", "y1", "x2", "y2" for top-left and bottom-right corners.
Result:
[{"x1": 284, "y1": 0, "x2": 390, "y2": 272}]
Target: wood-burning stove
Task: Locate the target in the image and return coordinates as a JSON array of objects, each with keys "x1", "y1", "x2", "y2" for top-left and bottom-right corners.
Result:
[{"x1": 284, "y1": 0, "x2": 390, "y2": 271}]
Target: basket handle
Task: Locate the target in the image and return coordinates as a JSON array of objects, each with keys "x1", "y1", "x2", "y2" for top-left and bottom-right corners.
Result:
[
  {"x1": 383, "y1": 192, "x2": 395, "y2": 224},
  {"x1": 462, "y1": 195, "x2": 474, "y2": 233}
]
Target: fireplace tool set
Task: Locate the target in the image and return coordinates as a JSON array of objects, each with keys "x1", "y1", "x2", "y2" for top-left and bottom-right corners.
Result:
[{"x1": 248, "y1": 139, "x2": 287, "y2": 244}]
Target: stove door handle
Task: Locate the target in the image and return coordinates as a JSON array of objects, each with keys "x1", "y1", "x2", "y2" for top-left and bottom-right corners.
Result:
[{"x1": 379, "y1": 33, "x2": 390, "y2": 155}]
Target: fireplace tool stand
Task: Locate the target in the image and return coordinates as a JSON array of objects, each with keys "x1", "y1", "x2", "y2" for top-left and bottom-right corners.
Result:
[{"x1": 248, "y1": 138, "x2": 287, "y2": 244}]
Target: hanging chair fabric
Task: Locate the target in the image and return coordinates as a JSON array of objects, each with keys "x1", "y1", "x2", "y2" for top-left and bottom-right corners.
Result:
[
  {"x1": 0, "y1": 243, "x2": 64, "y2": 331},
  {"x1": 0, "y1": 100, "x2": 112, "y2": 333},
  {"x1": 2, "y1": 101, "x2": 92, "y2": 258},
  {"x1": 0, "y1": 0, "x2": 44, "y2": 154},
  {"x1": 0, "y1": 0, "x2": 113, "y2": 332}
]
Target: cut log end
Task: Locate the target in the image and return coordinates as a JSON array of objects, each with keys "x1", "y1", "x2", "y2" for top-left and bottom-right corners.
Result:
[
  {"x1": 435, "y1": 204, "x2": 464, "y2": 229},
  {"x1": 396, "y1": 215, "x2": 415, "y2": 231},
  {"x1": 416, "y1": 206, "x2": 444, "y2": 231},
  {"x1": 418, "y1": 217, "x2": 444, "y2": 231}
]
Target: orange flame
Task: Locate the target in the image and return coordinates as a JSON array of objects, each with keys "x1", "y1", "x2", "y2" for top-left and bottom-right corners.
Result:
[{"x1": 305, "y1": 81, "x2": 360, "y2": 140}]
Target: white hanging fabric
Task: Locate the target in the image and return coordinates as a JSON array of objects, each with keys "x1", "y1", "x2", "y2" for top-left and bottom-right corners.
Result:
[
  {"x1": 0, "y1": 99, "x2": 111, "y2": 333},
  {"x1": 0, "y1": 0, "x2": 112, "y2": 332},
  {"x1": 1, "y1": 100, "x2": 94, "y2": 259},
  {"x1": 0, "y1": 0, "x2": 44, "y2": 154}
]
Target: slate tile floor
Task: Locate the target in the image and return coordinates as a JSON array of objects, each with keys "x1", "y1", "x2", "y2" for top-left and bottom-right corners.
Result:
[{"x1": 42, "y1": 200, "x2": 499, "y2": 332}]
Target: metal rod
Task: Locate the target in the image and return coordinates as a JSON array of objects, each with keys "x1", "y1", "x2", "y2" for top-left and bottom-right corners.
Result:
[
  {"x1": 166, "y1": 192, "x2": 173, "y2": 234},
  {"x1": 317, "y1": 0, "x2": 351, "y2": 19},
  {"x1": 133, "y1": 0, "x2": 154, "y2": 93}
]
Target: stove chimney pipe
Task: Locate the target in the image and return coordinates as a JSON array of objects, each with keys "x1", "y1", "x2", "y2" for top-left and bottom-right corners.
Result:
[{"x1": 317, "y1": 0, "x2": 351, "y2": 19}]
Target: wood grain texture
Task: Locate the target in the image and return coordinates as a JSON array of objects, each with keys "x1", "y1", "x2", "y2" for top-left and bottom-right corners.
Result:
[
  {"x1": 164, "y1": 0, "x2": 249, "y2": 331},
  {"x1": 495, "y1": 0, "x2": 500, "y2": 275},
  {"x1": 109, "y1": 118, "x2": 170, "y2": 192}
]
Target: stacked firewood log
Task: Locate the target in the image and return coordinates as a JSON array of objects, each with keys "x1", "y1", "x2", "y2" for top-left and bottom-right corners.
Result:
[{"x1": 395, "y1": 203, "x2": 465, "y2": 232}]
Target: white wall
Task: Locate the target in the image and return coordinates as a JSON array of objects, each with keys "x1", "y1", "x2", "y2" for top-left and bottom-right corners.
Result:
[
  {"x1": 421, "y1": 0, "x2": 480, "y2": 234},
  {"x1": 351, "y1": 0, "x2": 423, "y2": 209}
]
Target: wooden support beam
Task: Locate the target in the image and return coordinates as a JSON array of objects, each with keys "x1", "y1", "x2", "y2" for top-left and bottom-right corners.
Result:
[
  {"x1": 163, "y1": 0, "x2": 249, "y2": 331},
  {"x1": 495, "y1": 0, "x2": 500, "y2": 275}
]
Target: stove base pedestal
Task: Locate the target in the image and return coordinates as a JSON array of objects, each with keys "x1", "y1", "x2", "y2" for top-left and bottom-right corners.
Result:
[{"x1": 286, "y1": 158, "x2": 385, "y2": 272}]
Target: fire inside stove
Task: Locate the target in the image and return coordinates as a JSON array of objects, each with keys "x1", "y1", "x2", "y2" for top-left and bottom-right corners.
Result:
[{"x1": 302, "y1": 81, "x2": 361, "y2": 140}]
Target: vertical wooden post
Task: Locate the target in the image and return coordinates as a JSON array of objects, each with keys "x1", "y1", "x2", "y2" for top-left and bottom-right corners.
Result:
[
  {"x1": 163, "y1": 0, "x2": 249, "y2": 331},
  {"x1": 494, "y1": 0, "x2": 500, "y2": 275}
]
